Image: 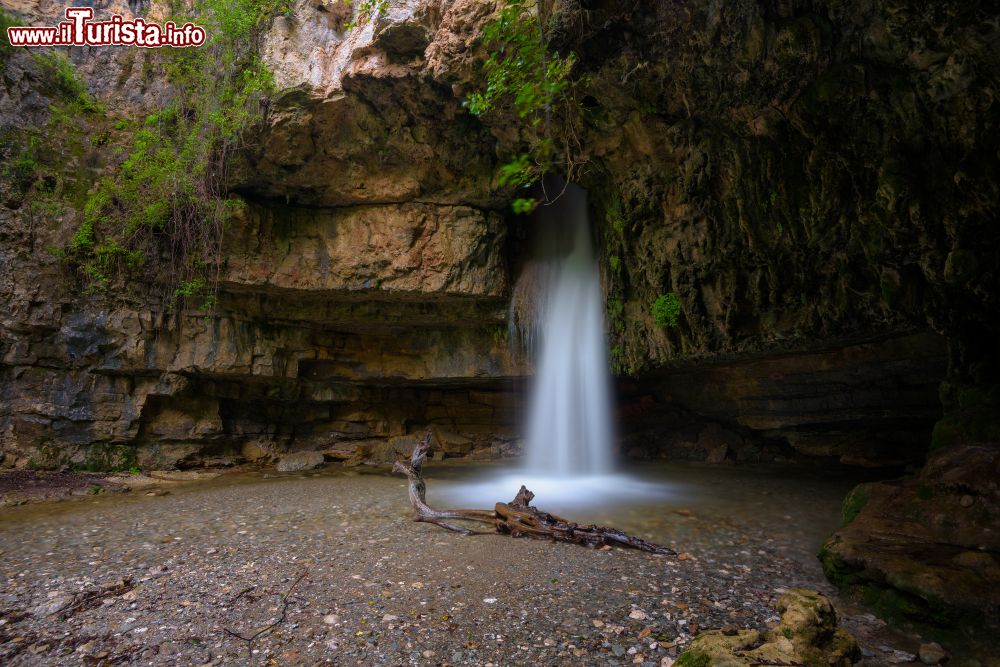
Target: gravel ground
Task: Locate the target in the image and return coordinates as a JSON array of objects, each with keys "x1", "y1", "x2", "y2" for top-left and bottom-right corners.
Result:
[{"x1": 0, "y1": 463, "x2": 970, "y2": 665}]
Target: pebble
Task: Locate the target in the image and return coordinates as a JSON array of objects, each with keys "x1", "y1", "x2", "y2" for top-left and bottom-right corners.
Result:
[
  {"x1": 884, "y1": 647, "x2": 919, "y2": 663},
  {"x1": 0, "y1": 465, "x2": 956, "y2": 666},
  {"x1": 919, "y1": 642, "x2": 948, "y2": 665}
]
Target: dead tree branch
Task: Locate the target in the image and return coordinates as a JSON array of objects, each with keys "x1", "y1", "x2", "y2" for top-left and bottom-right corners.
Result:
[
  {"x1": 394, "y1": 432, "x2": 676, "y2": 556},
  {"x1": 224, "y1": 571, "x2": 307, "y2": 655}
]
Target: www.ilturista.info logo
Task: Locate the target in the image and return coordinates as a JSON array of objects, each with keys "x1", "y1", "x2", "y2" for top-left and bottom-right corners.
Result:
[{"x1": 6, "y1": 7, "x2": 206, "y2": 48}]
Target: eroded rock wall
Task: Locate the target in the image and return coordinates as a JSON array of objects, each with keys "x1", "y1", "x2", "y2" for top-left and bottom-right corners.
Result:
[
  {"x1": 0, "y1": 0, "x2": 524, "y2": 469},
  {"x1": 1, "y1": 0, "x2": 995, "y2": 477}
]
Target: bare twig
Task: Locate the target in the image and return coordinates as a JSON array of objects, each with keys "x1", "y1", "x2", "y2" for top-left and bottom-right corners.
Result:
[
  {"x1": 58, "y1": 579, "x2": 135, "y2": 619},
  {"x1": 223, "y1": 571, "x2": 307, "y2": 653}
]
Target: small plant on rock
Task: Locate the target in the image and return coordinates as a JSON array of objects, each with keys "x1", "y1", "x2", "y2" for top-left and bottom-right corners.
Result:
[{"x1": 652, "y1": 292, "x2": 682, "y2": 329}]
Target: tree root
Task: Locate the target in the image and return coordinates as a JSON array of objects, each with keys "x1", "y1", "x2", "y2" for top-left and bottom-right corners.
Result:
[{"x1": 393, "y1": 432, "x2": 676, "y2": 556}]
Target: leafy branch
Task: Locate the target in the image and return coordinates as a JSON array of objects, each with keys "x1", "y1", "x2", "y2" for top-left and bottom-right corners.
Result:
[
  {"x1": 341, "y1": 0, "x2": 390, "y2": 30},
  {"x1": 466, "y1": 0, "x2": 582, "y2": 213}
]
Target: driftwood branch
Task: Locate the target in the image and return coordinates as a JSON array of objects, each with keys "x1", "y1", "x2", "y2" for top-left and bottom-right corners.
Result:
[
  {"x1": 224, "y1": 571, "x2": 308, "y2": 658},
  {"x1": 394, "y1": 432, "x2": 676, "y2": 556}
]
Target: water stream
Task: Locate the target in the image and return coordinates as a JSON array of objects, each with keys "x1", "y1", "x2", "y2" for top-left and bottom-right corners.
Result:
[
  {"x1": 443, "y1": 182, "x2": 670, "y2": 508},
  {"x1": 522, "y1": 182, "x2": 614, "y2": 475}
]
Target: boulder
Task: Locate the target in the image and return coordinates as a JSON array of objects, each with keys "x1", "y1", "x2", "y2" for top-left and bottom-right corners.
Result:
[
  {"x1": 676, "y1": 589, "x2": 859, "y2": 667},
  {"x1": 820, "y1": 444, "x2": 1000, "y2": 629},
  {"x1": 276, "y1": 451, "x2": 325, "y2": 472}
]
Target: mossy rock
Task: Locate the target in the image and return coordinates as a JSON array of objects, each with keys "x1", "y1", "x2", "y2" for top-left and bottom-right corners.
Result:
[
  {"x1": 841, "y1": 484, "x2": 871, "y2": 525},
  {"x1": 676, "y1": 589, "x2": 859, "y2": 666},
  {"x1": 79, "y1": 443, "x2": 137, "y2": 472}
]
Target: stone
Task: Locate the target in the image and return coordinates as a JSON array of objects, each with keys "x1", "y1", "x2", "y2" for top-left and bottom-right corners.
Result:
[
  {"x1": 918, "y1": 642, "x2": 947, "y2": 665},
  {"x1": 433, "y1": 429, "x2": 473, "y2": 455},
  {"x1": 676, "y1": 589, "x2": 859, "y2": 667},
  {"x1": 241, "y1": 440, "x2": 272, "y2": 463},
  {"x1": 31, "y1": 594, "x2": 72, "y2": 617},
  {"x1": 275, "y1": 451, "x2": 325, "y2": 472},
  {"x1": 821, "y1": 444, "x2": 1000, "y2": 628}
]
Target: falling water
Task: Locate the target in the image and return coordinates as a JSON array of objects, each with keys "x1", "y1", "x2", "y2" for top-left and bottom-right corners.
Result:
[
  {"x1": 519, "y1": 183, "x2": 614, "y2": 475},
  {"x1": 433, "y1": 181, "x2": 673, "y2": 511}
]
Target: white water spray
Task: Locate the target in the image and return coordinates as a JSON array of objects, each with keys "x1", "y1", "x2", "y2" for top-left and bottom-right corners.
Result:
[
  {"x1": 432, "y1": 182, "x2": 674, "y2": 511},
  {"x1": 521, "y1": 183, "x2": 614, "y2": 475}
]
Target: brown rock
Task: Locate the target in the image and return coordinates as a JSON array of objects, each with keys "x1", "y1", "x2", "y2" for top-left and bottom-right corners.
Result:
[
  {"x1": 276, "y1": 451, "x2": 325, "y2": 472},
  {"x1": 434, "y1": 429, "x2": 473, "y2": 455},
  {"x1": 918, "y1": 642, "x2": 947, "y2": 665}
]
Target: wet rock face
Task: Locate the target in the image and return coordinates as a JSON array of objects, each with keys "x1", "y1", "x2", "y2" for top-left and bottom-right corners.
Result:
[
  {"x1": 620, "y1": 332, "x2": 947, "y2": 467},
  {"x1": 569, "y1": 1, "x2": 998, "y2": 375}
]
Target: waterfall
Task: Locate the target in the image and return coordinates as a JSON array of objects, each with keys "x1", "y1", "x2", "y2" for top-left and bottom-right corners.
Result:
[
  {"x1": 434, "y1": 182, "x2": 673, "y2": 512},
  {"x1": 513, "y1": 182, "x2": 615, "y2": 475}
]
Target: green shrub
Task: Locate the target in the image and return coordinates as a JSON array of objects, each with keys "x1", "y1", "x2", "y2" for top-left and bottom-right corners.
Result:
[
  {"x1": 652, "y1": 292, "x2": 682, "y2": 329},
  {"x1": 466, "y1": 0, "x2": 580, "y2": 212},
  {"x1": 34, "y1": 51, "x2": 98, "y2": 111},
  {"x1": 67, "y1": 0, "x2": 284, "y2": 306},
  {"x1": 341, "y1": 0, "x2": 389, "y2": 29},
  {"x1": 1, "y1": 9, "x2": 17, "y2": 57},
  {"x1": 70, "y1": 220, "x2": 95, "y2": 253}
]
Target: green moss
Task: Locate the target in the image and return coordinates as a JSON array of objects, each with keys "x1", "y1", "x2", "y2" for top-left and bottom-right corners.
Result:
[
  {"x1": 70, "y1": 219, "x2": 96, "y2": 253},
  {"x1": 652, "y1": 292, "x2": 682, "y2": 329},
  {"x1": 930, "y1": 417, "x2": 959, "y2": 452},
  {"x1": 841, "y1": 485, "x2": 870, "y2": 525},
  {"x1": 608, "y1": 297, "x2": 625, "y2": 329},
  {"x1": 28, "y1": 441, "x2": 75, "y2": 470},
  {"x1": 78, "y1": 443, "x2": 137, "y2": 472},
  {"x1": 818, "y1": 542, "x2": 860, "y2": 589},
  {"x1": 674, "y1": 649, "x2": 711, "y2": 667},
  {"x1": 930, "y1": 408, "x2": 1000, "y2": 452},
  {"x1": 0, "y1": 9, "x2": 15, "y2": 57},
  {"x1": 916, "y1": 483, "x2": 934, "y2": 501}
]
